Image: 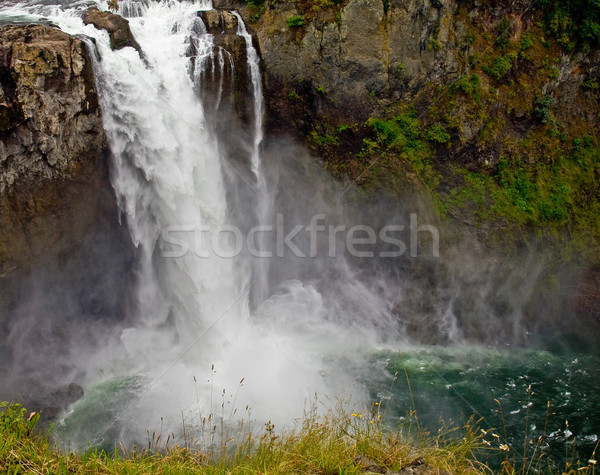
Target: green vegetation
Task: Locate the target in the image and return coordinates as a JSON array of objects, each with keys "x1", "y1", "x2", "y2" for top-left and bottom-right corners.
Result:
[
  {"x1": 0, "y1": 400, "x2": 494, "y2": 474},
  {"x1": 538, "y1": 0, "x2": 600, "y2": 49},
  {"x1": 357, "y1": 109, "x2": 439, "y2": 191},
  {"x1": 427, "y1": 38, "x2": 442, "y2": 51},
  {"x1": 451, "y1": 73, "x2": 483, "y2": 104},
  {"x1": 309, "y1": 129, "x2": 338, "y2": 147},
  {"x1": 441, "y1": 136, "x2": 600, "y2": 239},
  {"x1": 425, "y1": 124, "x2": 452, "y2": 145},
  {"x1": 286, "y1": 14, "x2": 305, "y2": 28},
  {"x1": 496, "y1": 16, "x2": 511, "y2": 49},
  {"x1": 533, "y1": 94, "x2": 557, "y2": 125},
  {"x1": 2, "y1": 389, "x2": 598, "y2": 474},
  {"x1": 582, "y1": 77, "x2": 599, "y2": 89},
  {"x1": 519, "y1": 33, "x2": 535, "y2": 59},
  {"x1": 482, "y1": 51, "x2": 517, "y2": 79}
]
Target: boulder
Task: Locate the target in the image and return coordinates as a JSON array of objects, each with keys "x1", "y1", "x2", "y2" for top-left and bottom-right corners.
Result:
[{"x1": 83, "y1": 7, "x2": 141, "y2": 52}]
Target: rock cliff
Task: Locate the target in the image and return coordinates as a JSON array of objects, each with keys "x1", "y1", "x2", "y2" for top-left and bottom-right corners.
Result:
[
  {"x1": 220, "y1": 0, "x2": 600, "y2": 341},
  {"x1": 0, "y1": 24, "x2": 115, "y2": 275},
  {"x1": 0, "y1": 23, "x2": 134, "y2": 410},
  {"x1": 0, "y1": 2, "x2": 598, "y2": 348},
  {"x1": 82, "y1": 8, "x2": 142, "y2": 52}
]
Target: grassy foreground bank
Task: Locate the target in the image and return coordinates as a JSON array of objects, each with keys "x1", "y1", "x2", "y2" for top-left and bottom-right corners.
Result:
[{"x1": 1, "y1": 401, "x2": 597, "y2": 474}]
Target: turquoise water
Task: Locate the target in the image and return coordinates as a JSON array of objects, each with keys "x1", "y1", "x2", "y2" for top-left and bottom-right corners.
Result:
[{"x1": 370, "y1": 345, "x2": 600, "y2": 469}]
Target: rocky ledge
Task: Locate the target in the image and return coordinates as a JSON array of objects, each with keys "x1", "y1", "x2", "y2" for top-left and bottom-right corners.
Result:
[
  {"x1": 82, "y1": 7, "x2": 141, "y2": 52},
  {"x1": 0, "y1": 24, "x2": 112, "y2": 274}
]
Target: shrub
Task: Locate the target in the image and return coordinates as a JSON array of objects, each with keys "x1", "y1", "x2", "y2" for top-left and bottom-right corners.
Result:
[
  {"x1": 451, "y1": 74, "x2": 482, "y2": 104},
  {"x1": 428, "y1": 38, "x2": 442, "y2": 51},
  {"x1": 482, "y1": 52, "x2": 517, "y2": 80},
  {"x1": 534, "y1": 94, "x2": 556, "y2": 124},
  {"x1": 541, "y1": 0, "x2": 600, "y2": 48},
  {"x1": 582, "y1": 77, "x2": 599, "y2": 89},
  {"x1": 286, "y1": 15, "x2": 305, "y2": 27},
  {"x1": 425, "y1": 124, "x2": 451, "y2": 144},
  {"x1": 496, "y1": 16, "x2": 511, "y2": 49},
  {"x1": 520, "y1": 33, "x2": 534, "y2": 51}
]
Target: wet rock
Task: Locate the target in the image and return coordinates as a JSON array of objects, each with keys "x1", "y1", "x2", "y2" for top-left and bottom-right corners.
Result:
[
  {"x1": 83, "y1": 7, "x2": 141, "y2": 52},
  {"x1": 0, "y1": 24, "x2": 111, "y2": 274},
  {"x1": 237, "y1": 0, "x2": 461, "y2": 138},
  {"x1": 199, "y1": 9, "x2": 239, "y2": 35}
]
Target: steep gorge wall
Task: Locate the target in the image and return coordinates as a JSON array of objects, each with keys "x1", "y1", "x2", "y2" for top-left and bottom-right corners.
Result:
[
  {"x1": 0, "y1": 3, "x2": 597, "y2": 347},
  {"x1": 220, "y1": 0, "x2": 464, "y2": 136},
  {"x1": 221, "y1": 0, "x2": 600, "y2": 340},
  {"x1": 0, "y1": 23, "x2": 136, "y2": 408},
  {"x1": 0, "y1": 24, "x2": 114, "y2": 275},
  {"x1": 226, "y1": 0, "x2": 598, "y2": 174}
]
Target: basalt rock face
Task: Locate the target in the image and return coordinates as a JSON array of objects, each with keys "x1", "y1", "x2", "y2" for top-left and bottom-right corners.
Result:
[
  {"x1": 226, "y1": 0, "x2": 599, "y2": 176},
  {"x1": 0, "y1": 24, "x2": 116, "y2": 275},
  {"x1": 190, "y1": 9, "x2": 249, "y2": 119},
  {"x1": 0, "y1": 24, "x2": 133, "y2": 410},
  {"x1": 82, "y1": 7, "x2": 141, "y2": 52},
  {"x1": 220, "y1": 0, "x2": 463, "y2": 136}
]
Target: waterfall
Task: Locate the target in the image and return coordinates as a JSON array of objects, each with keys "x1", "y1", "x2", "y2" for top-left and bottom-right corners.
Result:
[
  {"x1": 229, "y1": 10, "x2": 272, "y2": 305},
  {"x1": 232, "y1": 10, "x2": 263, "y2": 182},
  {"x1": 3, "y1": 1, "x2": 600, "y2": 465},
  {"x1": 0, "y1": 0, "x2": 380, "y2": 449}
]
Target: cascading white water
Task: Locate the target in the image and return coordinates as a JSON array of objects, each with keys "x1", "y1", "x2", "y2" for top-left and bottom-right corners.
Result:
[
  {"x1": 232, "y1": 10, "x2": 263, "y2": 181},
  {"x1": 229, "y1": 10, "x2": 273, "y2": 305},
  {"x1": 0, "y1": 0, "x2": 385, "y2": 449}
]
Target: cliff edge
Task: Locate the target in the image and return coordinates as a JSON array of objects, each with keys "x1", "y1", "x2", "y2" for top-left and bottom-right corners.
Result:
[{"x1": 0, "y1": 24, "x2": 111, "y2": 275}]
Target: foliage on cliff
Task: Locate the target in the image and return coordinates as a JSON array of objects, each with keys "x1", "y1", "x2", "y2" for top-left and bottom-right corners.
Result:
[{"x1": 254, "y1": 0, "x2": 600, "y2": 265}]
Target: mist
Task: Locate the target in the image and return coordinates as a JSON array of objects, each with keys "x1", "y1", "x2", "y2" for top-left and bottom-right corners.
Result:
[{"x1": 0, "y1": 0, "x2": 598, "y2": 455}]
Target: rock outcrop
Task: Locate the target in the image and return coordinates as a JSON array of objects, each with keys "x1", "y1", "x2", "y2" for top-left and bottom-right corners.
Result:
[
  {"x1": 0, "y1": 24, "x2": 118, "y2": 274},
  {"x1": 227, "y1": 0, "x2": 598, "y2": 175},
  {"x1": 83, "y1": 7, "x2": 141, "y2": 52},
  {"x1": 0, "y1": 23, "x2": 134, "y2": 410},
  {"x1": 189, "y1": 9, "x2": 249, "y2": 117},
  {"x1": 220, "y1": 0, "x2": 463, "y2": 133}
]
